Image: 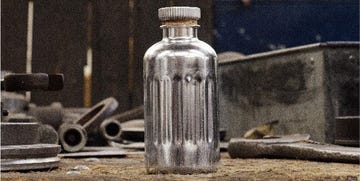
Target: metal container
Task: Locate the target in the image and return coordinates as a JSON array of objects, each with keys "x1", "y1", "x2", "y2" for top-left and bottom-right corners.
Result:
[
  {"x1": 218, "y1": 42, "x2": 359, "y2": 143},
  {"x1": 143, "y1": 7, "x2": 219, "y2": 174}
]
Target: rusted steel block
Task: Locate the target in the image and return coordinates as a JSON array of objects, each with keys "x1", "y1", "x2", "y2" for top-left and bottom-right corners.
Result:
[{"x1": 219, "y1": 42, "x2": 359, "y2": 143}]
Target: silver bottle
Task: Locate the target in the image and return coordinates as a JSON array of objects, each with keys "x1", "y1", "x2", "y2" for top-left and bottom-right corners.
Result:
[{"x1": 143, "y1": 6, "x2": 219, "y2": 174}]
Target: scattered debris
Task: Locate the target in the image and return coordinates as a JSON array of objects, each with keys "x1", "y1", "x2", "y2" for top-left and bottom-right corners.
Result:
[
  {"x1": 243, "y1": 120, "x2": 279, "y2": 139},
  {"x1": 72, "y1": 165, "x2": 90, "y2": 171},
  {"x1": 66, "y1": 170, "x2": 81, "y2": 176},
  {"x1": 84, "y1": 158, "x2": 100, "y2": 162}
]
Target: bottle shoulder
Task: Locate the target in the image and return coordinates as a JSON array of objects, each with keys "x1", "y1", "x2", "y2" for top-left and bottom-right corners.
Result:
[{"x1": 144, "y1": 39, "x2": 217, "y2": 61}]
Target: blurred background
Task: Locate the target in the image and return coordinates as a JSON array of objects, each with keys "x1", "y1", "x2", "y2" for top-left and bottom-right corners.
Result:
[{"x1": 2, "y1": 0, "x2": 359, "y2": 113}]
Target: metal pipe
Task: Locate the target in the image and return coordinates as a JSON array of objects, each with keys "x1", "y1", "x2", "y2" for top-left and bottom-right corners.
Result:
[
  {"x1": 99, "y1": 119, "x2": 122, "y2": 141},
  {"x1": 58, "y1": 123, "x2": 87, "y2": 152}
]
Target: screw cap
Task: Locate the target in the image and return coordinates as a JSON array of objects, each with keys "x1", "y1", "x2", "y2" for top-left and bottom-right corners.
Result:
[{"x1": 158, "y1": 6, "x2": 200, "y2": 21}]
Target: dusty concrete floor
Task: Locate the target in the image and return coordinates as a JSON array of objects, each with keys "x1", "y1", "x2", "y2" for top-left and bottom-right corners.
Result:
[{"x1": 2, "y1": 153, "x2": 359, "y2": 180}]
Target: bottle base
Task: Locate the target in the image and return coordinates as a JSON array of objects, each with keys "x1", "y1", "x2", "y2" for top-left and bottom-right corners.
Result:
[{"x1": 146, "y1": 166, "x2": 217, "y2": 174}]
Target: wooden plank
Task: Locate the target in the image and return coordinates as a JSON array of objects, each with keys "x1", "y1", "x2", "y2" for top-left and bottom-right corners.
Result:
[
  {"x1": 132, "y1": 0, "x2": 213, "y2": 107},
  {"x1": 31, "y1": 0, "x2": 88, "y2": 107},
  {"x1": 91, "y1": 0, "x2": 130, "y2": 112},
  {"x1": 1, "y1": 0, "x2": 28, "y2": 73}
]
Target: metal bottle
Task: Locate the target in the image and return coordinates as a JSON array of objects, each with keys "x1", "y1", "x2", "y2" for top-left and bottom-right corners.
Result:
[{"x1": 143, "y1": 6, "x2": 219, "y2": 174}]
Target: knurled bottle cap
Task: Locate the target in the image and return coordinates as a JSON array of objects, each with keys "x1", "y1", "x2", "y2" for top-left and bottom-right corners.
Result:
[{"x1": 158, "y1": 6, "x2": 200, "y2": 21}]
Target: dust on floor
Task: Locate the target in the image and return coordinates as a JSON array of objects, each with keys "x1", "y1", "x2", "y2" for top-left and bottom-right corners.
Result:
[{"x1": 2, "y1": 153, "x2": 359, "y2": 180}]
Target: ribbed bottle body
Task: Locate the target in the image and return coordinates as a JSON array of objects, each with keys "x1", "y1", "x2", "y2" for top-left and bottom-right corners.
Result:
[{"x1": 144, "y1": 40, "x2": 219, "y2": 174}]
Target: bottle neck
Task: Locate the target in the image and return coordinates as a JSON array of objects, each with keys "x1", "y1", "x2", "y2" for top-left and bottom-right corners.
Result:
[{"x1": 161, "y1": 21, "x2": 198, "y2": 40}]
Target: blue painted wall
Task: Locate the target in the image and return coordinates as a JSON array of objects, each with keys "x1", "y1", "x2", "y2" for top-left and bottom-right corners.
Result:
[{"x1": 214, "y1": 0, "x2": 359, "y2": 54}]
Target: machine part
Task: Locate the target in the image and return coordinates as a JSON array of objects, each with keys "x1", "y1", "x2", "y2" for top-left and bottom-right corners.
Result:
[
  {"x1": 109, "y1": 105, "x2": 144, "y2": 123},
  {"x1": 39, "y1": 124, "x2": 59, "y2": 144},
  {"x1": 1, "y1": 157, "x2": 60, "y2": 172},
  {"x1": 99, "y1": 119, "x2": 122, "y2": 141},
  {"x1": 75, "y1": 97, "x2": 118, "y2": 132},
  {"x1": 58, "y1": 123, "x2": 88, "y2": 152},
  {"x1": 58, "y1": 148, "x2": 127, "y2": 158},
  {"x1": 28, "y1": 102, "x2": 64, "y2": 130},
  {"x1": 1, "y1": 144, "x2": 61, "y2": 171},
  {"x1": 2, "y1": 73, "x2": 64, "y2": 91},
  {"x1": 1, "y1": 144, "x2": 61, "y2": 159},
  {"x1": 120, "y1": 119, "x2": 144, "y2": 142},
  {"x1": 228, "y1": 134, "x2": 360, "y2": 164},
  {"x1": 62, "y1": 112, "x2": 82, "y2": 124},
  {"x1": 335, "y1": 116, "x2": 359, "y2": 147},
  {"x1": 1, "y1": 122, "x2": 40, "y2": 145},
  {"x1": 63, "y1": 107, "x2": 90, "y2": 116},
  {"x1": 219, "y1": 42, "x2": 359, "y2": 143},
  {"x1": 1, "y1": 92, "x2": 29, "y2": 113},
  {"x1": 6, "y1": 114, "x2": 35, "y2": 122}
]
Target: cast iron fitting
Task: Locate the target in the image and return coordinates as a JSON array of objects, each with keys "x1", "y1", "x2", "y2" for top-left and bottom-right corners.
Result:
[
  {"x1": 99, "y1": 119, "x2": 122, "y2": 141},
  {"x1": 58, "y1": 123, "x2": 87, "y2": 152}
]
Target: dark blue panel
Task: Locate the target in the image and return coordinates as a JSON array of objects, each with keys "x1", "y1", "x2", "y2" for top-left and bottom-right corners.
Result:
[{"x1": 214, "y1": 0, "x2": 359, "y2": 54}]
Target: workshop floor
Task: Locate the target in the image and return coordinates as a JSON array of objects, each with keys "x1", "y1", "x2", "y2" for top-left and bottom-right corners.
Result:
[{"x1": 2, "y1": 153, "x2": 359, "y2": 180}]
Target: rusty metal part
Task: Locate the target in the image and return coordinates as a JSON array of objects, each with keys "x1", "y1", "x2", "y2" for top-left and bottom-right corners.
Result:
[
  {"x1": 1, "y1": 144, "x2": 61, "y2": 171},
  {"x1": 120, "y1": 119, "x2": 144, "y2": 142},
  {"x1": 1, "y1": 92, "x2": 29, "y2": 113},
  {"x1": 228, "y1": 134, "x2": 360, "y2": 164},
  {"x1": 63, "y1": 107, "x2": 90, "y2": 116},
  {"x1": 2, "y1": 116, "x2": 59, "y2": 145},
  {"x1": 0, "y1": 121, "x2": 61, "y2": 171},
  {"x1": 75, "y1": 97, "x2": 118, "y2": 132},
  {"x1": 109, "y1": 105, "x2": 144, "y2": 123},
  {"x1": 99, "y1": 119, "x2": 122, "y2": 141},
  {"x1": 335, "y1": 116, "x2": 359, "y2": 147},
  {"x1": 1, "y1": 122, "x2": 40, "y2": 145},
  {"x1": 1, "y1": 144, "x2": 61, "y2": 159},
  {"x1": 1, "y1": 157, "x2": 60, "y2": 172},
  {"x1": 39, "y1": 124, "x2": 59, "y2": 144},
  {"x1": 28, "y1": 102, "x2": 64, "y2": 130},
  {"x1": 65, "y1": 97, "x2": 119, "y2": 146},
  {"x1": 5, "y1": 114, "x2": 35, "y2": 122},
  {"x1": 2, "y1": 73, "x2": 64, "y2": 91},
  {"x1": 62, "y1": 112, "x2": 82, "y2": 124},
  {"x1": 58, "y1": 123, "x2": 88, "y2": 153},
  {"x1": 58, "y1": 147, "x2": 127, "y2": 158}
]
